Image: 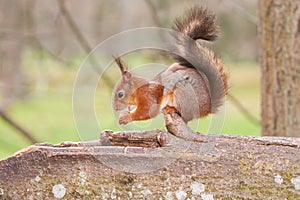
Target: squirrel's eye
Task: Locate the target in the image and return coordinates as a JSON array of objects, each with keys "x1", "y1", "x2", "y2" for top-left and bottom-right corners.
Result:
[{"x1": 118, "y1": 91, "x2": 124, "y2": 98}]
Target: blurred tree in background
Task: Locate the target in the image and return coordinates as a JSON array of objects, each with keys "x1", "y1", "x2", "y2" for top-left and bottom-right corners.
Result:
[
  {"x1": 0, "y1": 0, "x2": 26, "y2": 110},
  {"x1": 259, "y1": 0, "x2": 300, "y2": 137}
]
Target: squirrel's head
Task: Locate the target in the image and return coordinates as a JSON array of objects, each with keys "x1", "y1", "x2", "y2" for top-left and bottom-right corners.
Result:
[{"x1": 113, "y1": 57, "x2": 135, "y2": 111}]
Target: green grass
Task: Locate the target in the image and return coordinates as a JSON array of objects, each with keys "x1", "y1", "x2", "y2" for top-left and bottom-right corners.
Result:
[{"x1": 0, "y1": 53, "x2": 261, "y2": 160}]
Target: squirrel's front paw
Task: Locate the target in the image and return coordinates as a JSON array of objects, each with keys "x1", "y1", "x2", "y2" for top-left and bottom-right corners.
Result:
[{"x1": 119, "y1": 111, "x2": 132, "y2": 124}]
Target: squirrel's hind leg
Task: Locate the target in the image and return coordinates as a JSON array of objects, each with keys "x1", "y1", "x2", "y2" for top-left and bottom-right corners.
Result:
[{"x1": 163, "y1": 106, "x2": 206, "y2": 143}]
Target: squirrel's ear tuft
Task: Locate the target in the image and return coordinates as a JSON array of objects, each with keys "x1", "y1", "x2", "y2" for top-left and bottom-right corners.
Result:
[
  {"x1": 123, "y1": 71, "x2": 132, "y2": 80},
  {"x1": 114, "y1": 56, "x2": 128, "y2": 75}
]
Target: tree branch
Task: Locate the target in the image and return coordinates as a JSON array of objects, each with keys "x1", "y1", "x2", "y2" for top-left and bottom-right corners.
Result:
[
  {"x1": 0, "y1": 109, "x2": 38, "y2": 143},
  {"x1": 1, "y1": 132, "x2": 300, "y2": 199},
  {"x1": 227, "y1": 93, "x2": 260, "y2": 126},
  {"x1": 57, "y1": 0, "x2": 114, "y2": 88},
  {"x1": 144, "y1": 0, "x2": 163, "y2": 27}
]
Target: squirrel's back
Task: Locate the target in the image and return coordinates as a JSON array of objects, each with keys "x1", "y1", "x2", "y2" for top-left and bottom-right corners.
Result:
[{"x1": 170, "y1": 6, "x2": 228, "y2": 113}]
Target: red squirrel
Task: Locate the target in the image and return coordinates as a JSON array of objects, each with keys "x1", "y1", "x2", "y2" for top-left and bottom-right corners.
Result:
[{"x1": 113, "y1": 6, "x2": 229, "y2": 131}]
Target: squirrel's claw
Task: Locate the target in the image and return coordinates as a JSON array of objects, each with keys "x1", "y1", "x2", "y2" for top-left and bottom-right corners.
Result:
[{"x1": 119, "y1": 111, "x2": 132, "y2": 124}]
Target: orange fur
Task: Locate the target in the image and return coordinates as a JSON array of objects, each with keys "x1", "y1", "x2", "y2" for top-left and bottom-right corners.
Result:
[{"x1": 129, "y1": 83, "x2": 164, "y2": 121}]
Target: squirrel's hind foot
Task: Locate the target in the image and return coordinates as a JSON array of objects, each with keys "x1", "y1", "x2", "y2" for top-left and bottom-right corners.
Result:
[{"x1": 163, "y1": 107, "x2": 206, "y2": 143}]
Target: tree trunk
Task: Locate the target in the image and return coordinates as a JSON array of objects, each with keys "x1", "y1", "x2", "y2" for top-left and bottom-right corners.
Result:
[
  {"x1": 1, "y1": 131, "x2": 300, "y2": 199},
  {"x1": 259, "y1": 0, "x2": 300, "y2": 136},
  {"x1": 0, "y1": 0, "x2": 26, "y2": 110}
]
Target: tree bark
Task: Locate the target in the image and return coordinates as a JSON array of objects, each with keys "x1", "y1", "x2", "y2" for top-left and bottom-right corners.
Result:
[
  {"x1": 1, "y1": 132, "x2": 300, "y2": 199},
  {"x1": 259, "y1": 0, "x2": 300, "y2": 136}
]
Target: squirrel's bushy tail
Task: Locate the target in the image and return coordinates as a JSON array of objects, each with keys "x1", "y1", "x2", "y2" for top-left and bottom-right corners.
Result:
[
  {"x1": 172, "y1": 6, "x2": 218, "y2": 41},
  {"x1": 170, "y1": 6, "x2": 228, "y2": 113}
]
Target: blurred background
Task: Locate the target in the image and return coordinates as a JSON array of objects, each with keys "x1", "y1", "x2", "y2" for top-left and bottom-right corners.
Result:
[{"x1": 0, "y1": 0, "x2": 260, "y2": 159}]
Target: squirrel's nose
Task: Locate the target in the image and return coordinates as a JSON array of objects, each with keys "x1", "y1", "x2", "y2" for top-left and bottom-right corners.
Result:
[
  {"x1": 113, "y1": 105, "x2": 119, "y2": 111},
  {"x1": 114, "y1": 104, "x2": 123, "y2": 111}
]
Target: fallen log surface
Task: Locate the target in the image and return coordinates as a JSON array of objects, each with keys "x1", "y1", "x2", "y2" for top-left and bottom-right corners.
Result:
[{"x1": 0, "y1": 131, "x2": 300, "y2": 199}]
